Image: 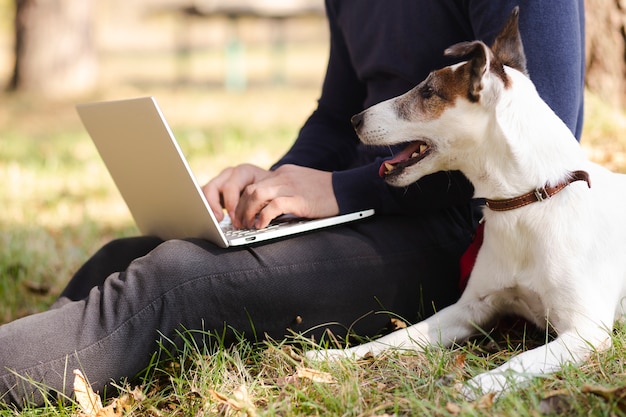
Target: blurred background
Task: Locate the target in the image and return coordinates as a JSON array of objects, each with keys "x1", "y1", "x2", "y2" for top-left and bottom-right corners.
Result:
[
  {"x1": 0, "y1": 0, "x2": 330, "y2": 232},
  {"x1": 0, "y1": 0, "x2": 332, "y2": 318},
  {"x1": 0, "y1": 0, "x2": 625, "y2": 319}
]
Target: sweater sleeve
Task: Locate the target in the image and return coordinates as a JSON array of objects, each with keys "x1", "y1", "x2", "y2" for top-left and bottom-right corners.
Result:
[
  {"x1": 273, "y1": 0, "x2": 475, "y2": 215},
  {"x1": 271, "y1": 1, "x2": 364, "y2": 173}
]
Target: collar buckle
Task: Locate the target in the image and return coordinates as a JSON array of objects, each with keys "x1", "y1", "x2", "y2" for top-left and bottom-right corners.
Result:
[{"x1": 533, "y1": 186, "x2": 550, "y2": 202}]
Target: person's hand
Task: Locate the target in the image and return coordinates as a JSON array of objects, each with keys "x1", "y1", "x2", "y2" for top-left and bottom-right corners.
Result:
[
  {"x1": 202, "y1": 163, "x2": 271, "y2": 224},
  {"x1": 235, "y1": 164, "x2": 339, "y2": 229},
  {"x1": 202, "y1": 163, "x2": 339, "y2": 230}
]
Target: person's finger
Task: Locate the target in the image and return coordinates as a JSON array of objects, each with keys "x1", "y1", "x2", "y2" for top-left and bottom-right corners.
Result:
[
  {"x1": 201, "y1": 167, "x2": 234, "y2": 221},
  {"x1": 235, "y1": 181, "x2": 276, "y2": 229}
]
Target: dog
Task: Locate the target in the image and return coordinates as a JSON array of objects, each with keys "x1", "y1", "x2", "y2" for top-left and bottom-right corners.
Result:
[{"x1": 308, "y1": 7, "x2": 626, "y2": 398}]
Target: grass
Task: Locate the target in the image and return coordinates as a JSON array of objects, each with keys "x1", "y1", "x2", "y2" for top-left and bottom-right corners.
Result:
[
  {"x1": 2, "y1": 39, "x2": 626, "y2": 416},
  {"x1": 7, "y1": 323, "x2": 626, "y2": 416}
]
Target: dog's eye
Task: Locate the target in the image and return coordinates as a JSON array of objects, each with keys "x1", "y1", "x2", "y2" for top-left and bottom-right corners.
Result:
[{"x1": 420, "y1": 85, "x2": 435, "y2": 100}]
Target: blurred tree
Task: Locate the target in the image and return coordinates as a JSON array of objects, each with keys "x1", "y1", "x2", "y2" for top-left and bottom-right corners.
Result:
[
  {"x1": 585, "y1": 0, "x2": 626, "y2": 108},
  {"x1": 7, "y1": 0, "x2": 97, "y2": 98}
]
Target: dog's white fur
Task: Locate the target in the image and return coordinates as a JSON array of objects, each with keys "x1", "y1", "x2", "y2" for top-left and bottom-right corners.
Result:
[{"x1": 308, "y1": 8, "x2": 626, "y2": 397}]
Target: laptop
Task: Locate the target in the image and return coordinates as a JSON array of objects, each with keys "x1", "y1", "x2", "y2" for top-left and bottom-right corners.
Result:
[{"x1": 76, "y1": 96, "x2": 374, "y2": 248}]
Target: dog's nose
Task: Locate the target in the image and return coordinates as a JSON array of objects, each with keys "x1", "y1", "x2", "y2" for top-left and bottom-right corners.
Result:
[{"x1": 351, "y1": 112, "x2": 364, "y2": 131}]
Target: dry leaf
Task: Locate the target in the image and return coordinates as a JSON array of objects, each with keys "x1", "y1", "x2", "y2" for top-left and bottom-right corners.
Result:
[
  {"x1": 476, "y1": 392, "x2": 496, "y2": 409},
  {"x1": 582, "y1": 384, "x2": 626, "y2": 399},
  {"x1": 276, "y1": 374, "x2": 299, "y2": 387},
  {"x1": 446, "y1": 401, "x2": 462, "y2": 415},
  {"x1": 296, "y1": 367, "x2": 336, "y2": 383},
  {"x1": 233, "y1": 385, "x2": 254, "y2": 408},
  {"x1": 281, "y1": 345, "x2": 304, "y2": 362},
  {"x1": 73, "y1": 369, "x2": 103, "y2": 416},
  {"x1": 94, "y1": 402, "x2": 121, "y2": 417},
  {"x1": 209, "y1": 385, "x2": 257, "y2": 417},
  {"x1": 454, "y1": 353, "x2": 467, "y2": 368},
  {"x1": 129, "y1": 386, "x2": 146, "y2": 402},
  {"x1": 209, "y1": 389, "x2": 230, "y2": 403},
  {"x1": 582, "y1": 384, "x2": 626, "y2": 411},
  {"x1": 73, "y1": 369, "x2": 122, "y2": 417}
]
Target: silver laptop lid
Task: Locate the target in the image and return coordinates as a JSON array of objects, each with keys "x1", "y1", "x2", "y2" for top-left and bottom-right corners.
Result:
[{"x1": 77, "y1": 96, "x2": 230, "y2": 247}]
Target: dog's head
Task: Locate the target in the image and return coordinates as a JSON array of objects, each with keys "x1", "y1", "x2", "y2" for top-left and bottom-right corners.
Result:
[{"x1": 353, "y1": 7, "x2": 528, "y2": 187}]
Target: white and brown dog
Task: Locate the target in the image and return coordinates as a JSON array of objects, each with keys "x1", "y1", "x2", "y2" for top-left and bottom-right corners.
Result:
[{"x1": 309, "y1": 8, "x2": 626, "y2": 398}]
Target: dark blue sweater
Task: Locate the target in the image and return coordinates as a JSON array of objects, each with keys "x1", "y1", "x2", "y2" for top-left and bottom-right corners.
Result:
[{"x1": 274, "y1": 0, "x2": 585, "y2": 215}]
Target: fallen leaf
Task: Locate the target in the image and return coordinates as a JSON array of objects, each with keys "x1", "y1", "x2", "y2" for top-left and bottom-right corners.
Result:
[
  {"x1": 73, "y1": 369, "x2": 122, "y2": 417},
  {"x1": 582, "y1": 384, "x2": 626, "y2": 411},
  {"x1": 446, "y1": 401, "x2": 462, "y2": 415},
  {"x1": 296, "y1": 367, "x2": 336, "y2": 383},
  {"x1": 282, "y1": 345, "x2": 304, "y2": 362},
  {"x1": 129, "y1": 386, "x2": 146, "y2": 402},
  {"x1": 476, "y1": 392, "x2": 496, "y2": 409},
  {"x1": 454, "y1": 353, "x2": 467, "y2": 368},
  {"x1": 276, "y1": 374, "x2": 299, "y2": 387},
  {"x1": 209, "y1": 389, "x2": 230, "y2": 403},
  {"x1": 94, "y1": 402, "x2": 122, "y2": 417},
  {"x1": 233, "y1": 385, "x2": 254, "y2": 406},
  {"x1": 73, "y1": 369, "x2": 103, "y2": 416},
  {"x1": 582, "y1": 384, "x2": 626, "y2": 399},
  {"x1": 276, "y1": 368, "x2": 337, "y2": 392},
  {"x1": 209, "y1": 385, "x2": 257, "y2": 417}
]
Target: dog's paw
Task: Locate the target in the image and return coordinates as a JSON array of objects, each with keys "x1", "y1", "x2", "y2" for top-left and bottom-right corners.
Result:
[
  {"x1": 459, "y1": 371, "x2": 518, "y2": 401},
  {"x1": 456, "y1": 380, "x2": 490, "y2": 402},
  {"x1": 305, "y1": 348, "x2": 358, "y2": 362}
]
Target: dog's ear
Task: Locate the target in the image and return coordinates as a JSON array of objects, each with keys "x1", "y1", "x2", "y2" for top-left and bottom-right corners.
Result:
[
  {"x1": 491, "y1": 7, "x2": 528, "y2": 76},
  {"x1": 444, "y1": 7, "x2": 527, "y2": 102},
  {"x1": 445, "y1": 41, "x2": 491, "y2": 102}
]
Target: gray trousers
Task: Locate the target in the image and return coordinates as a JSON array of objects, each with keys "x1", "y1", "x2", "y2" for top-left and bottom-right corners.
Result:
[{"x1": 0, "y1": 205, "x2": 479, "y2": 407}]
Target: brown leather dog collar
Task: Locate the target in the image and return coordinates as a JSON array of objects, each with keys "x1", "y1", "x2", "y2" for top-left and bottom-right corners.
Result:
[{"x1": 484, "y1": 170, "x2": 591, "y2": 212}]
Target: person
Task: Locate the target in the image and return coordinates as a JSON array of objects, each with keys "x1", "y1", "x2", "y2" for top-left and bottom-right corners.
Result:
[{"x1": 0, "y1": 0, "x2": 585, "y2": 408}]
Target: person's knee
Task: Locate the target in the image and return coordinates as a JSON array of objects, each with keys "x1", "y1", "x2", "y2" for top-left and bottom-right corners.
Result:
[
  {"x1": 143, "y1": 239, "x2": 212, "y2": 277},
  {"x1": 100, "y1": 236, "x2": 163, "y2": 257}
]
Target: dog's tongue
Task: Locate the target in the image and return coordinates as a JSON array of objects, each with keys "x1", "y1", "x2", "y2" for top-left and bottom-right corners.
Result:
[{"x1": 378, "y1": 142, "x2": 424, "y2": 177}]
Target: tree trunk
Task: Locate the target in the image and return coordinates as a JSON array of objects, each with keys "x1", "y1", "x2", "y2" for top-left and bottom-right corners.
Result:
[
  {"x1": 584, "y1": 0, "x2": 626, "y2": 108},
  {"x1": 8, "y1": 0, "x2": 97, "y2": 98}
]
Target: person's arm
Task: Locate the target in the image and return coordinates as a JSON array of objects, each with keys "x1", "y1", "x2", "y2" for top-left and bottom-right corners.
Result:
[
  {"x1": 273, "y1": 0, "x2": 475, "y2": 215},
  {"x1": 271, "y1": 3, "x2": 364, "y2": 173}
]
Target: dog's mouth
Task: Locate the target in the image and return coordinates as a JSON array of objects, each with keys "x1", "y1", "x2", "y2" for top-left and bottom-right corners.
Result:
[{"x1": 379, "y1": 140, "x2": 432, "y2": 178}]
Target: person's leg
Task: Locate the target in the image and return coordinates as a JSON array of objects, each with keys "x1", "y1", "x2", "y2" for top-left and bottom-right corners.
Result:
[
  {"x1": 0, "y1": 203, "x2": 478, "y2": 407},
  {"x1": 50, "y1": 236, "x2": 164, "y2": 308}
]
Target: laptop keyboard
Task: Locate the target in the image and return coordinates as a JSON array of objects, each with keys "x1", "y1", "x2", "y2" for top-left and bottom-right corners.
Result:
[{"x1": 219, "y1": 214, "x2": 301, "y2": 238}]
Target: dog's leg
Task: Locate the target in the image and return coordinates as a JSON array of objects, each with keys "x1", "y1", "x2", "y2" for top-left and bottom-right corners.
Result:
[
  {"x1": 306, "y1": 297, "x2": 494, "y2": 361},
  {"x1": 461, "y1": 324, "x2": 613, "y2": 399}
]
